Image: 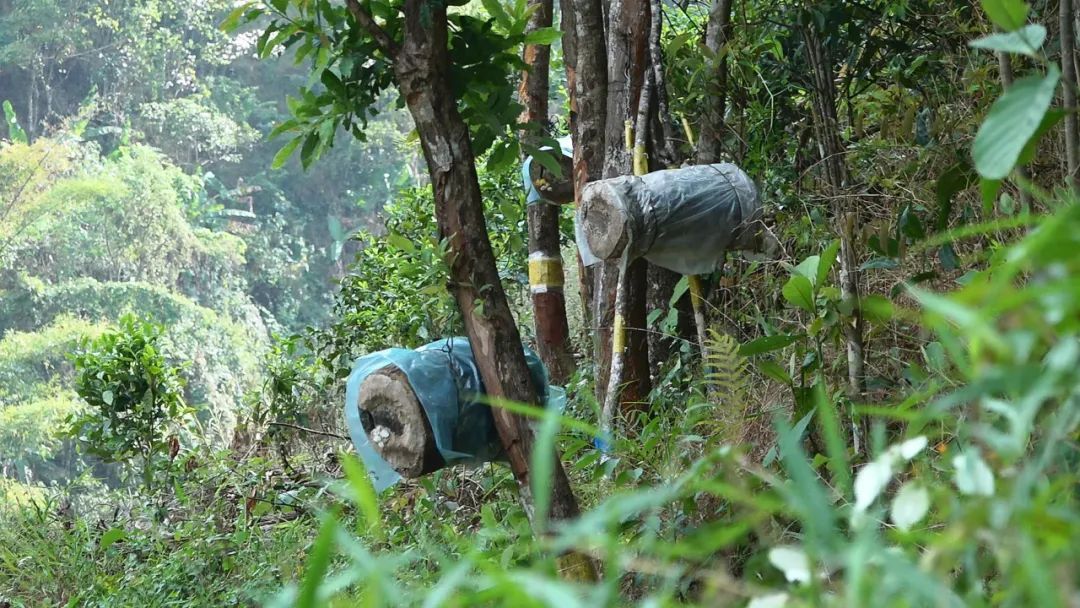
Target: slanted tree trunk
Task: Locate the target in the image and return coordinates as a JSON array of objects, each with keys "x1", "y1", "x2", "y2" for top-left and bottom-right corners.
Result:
[
  {"x1": 697, "y1": 0, "x2": 733, "y2": 164},
  {"x1": 347, "y1": 0, "x2": 595, "y2": 579},
  {"x1": 520, "y1": 0, "x2": 575, "y2": 384},
  {"x1": 1063, "y1": 0, "x2": 1080, "y2": 190}
]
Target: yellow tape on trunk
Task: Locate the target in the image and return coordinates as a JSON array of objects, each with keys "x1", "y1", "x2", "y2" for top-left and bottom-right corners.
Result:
[
  {"x1": 528, "y1": 255, "x2": 563, "y2": 292},
  {"x1": 612, "y1": 313, "x2": 626, "y2": 353}
]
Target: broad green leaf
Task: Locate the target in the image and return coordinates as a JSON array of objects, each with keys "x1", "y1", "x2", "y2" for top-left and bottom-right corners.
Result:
[
  {"x1": 3, "y1": 100, "x2": 28, "y2": 144},
  {"x1": 523, "y1": 27, "x2": 562, "y2": 45},
  {"x1": 861, "y1": 295, "x2": 894, "y2": 324},
  {"x1": 968, "y1": 24, "x2": 1045, "y2": 56},
  {"x1": 860, "y1": 257, "x2": 898, "y2": 271},
  {"x1": 980, "y1": 177, "x2": 1003, "y2": 212},
  {"x1": 320, "y1": 69, "x2": 346, "y2": 97},
  {"x1": 386, "y1": 232, "x2": 415, "y2": 253},
  {"x1": 667, "y1": 32, "x2": 693, "y2": 55},
  {"x1": 923, "y1": 341, "x2": 947, "y2": 373},
  {"x1": 99, "y1": 527, "x2": 126, "y2": 551},
  {"x1": 102, "y1": 390, "x2": 114, "y2": 405},
  {"x1": 793, "y1": 255, "x2": 820, "y2": 285},
  {"x1": 272, "y1": 135, "x2": 302, "y2": 169},
  {"x1": 980, "y1": 0, "x2": 1029, "y2": 31},
  {"x1": 299, "y1": 131, "x2": 321, "y2": 169},
  {"x1": 782, "y1": 275, "x2": 815, "y2": 313},
  {"x1": 1017, "y1": 108, "x2": 1066, "y2": 166},
  {"x1": 668, "y1": 276, "x2": 689, "y2": 306},
  {"x1": 935, "y1": 162, "x2": 976, "y2": 231},
  {"x1": 527, "y1": 146, "x2": 562, "y2": 178},
  {"x1": 818, "y1": 240, "x2": 841, "y2": 287},
  {"x1": 219, "y1": 2, "x2": 254, "y2": 32},
  {"x1": 481, "y1": 0, "x2": 512, "y2": 29},
  {"x1": 972, "y1": 66, "x2": 1060, "y2": 180},
  {"x1": 890, "y1": 482, "x2": 930, "y2": 531},
  {"x1": 757, "y1": 359, "x2": 792, "y2": 384},
  {"x1": 740, "y1": 334, "x2": 799, "y2": 356}
]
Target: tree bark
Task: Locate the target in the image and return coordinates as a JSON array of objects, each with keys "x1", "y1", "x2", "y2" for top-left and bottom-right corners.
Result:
[
  {"x1": 647, "y1": 0, "x2": 678, "y2": 167},
  {"x1": 521, "y1": 0, "x2": 575, "y2": 384},
  {"x1": 388, "y1": 0, "x2": 594, "y2": 578},
  {"x1": 697, "y1": 0, "x2": 733, "y2": 164},
  {"x1": 593, "y1": 0, "x2": 652, "y2": 411},
  {"x1": 567, "y1": 0, "x2": 608, "y2": 329},
  {"x1": 1063, "y1": 0, "x2": 1080, "y2": 190},
  {"x1": 802, "y1": 19, "x2": 866, "y2": 445}
]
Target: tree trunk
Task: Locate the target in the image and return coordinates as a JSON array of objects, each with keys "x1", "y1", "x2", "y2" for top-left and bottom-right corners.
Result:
[
  {"x1": 1063, "y1": 0, "x2": 1080, "y2": 190},
  {"x1": 697, "y1": 0, "x2": 733, "y2": 164},
  {"x1": 801, "y1": 18, "x2": 866, "y2": 451},
  {"x1": 567, "y1": 0, "x2": 608, "y2": 330},
  {"x1": 392, "y1": 0, "x2": 594, "y2": 578},
  {"x1": 593, "y1": 0, "x2": 652, "y2": 412},
  {"x1": 647, "y1": 0, "x2": 678, "y2": 167},
  {"x1": 521, "y1": 0, "x2": 575, "y2": 384}
]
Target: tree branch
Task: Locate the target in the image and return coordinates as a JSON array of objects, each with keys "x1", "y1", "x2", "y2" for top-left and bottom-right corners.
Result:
[
  {"x1": 344, "y1": 0, "x2": 399, "y2": 58},
  {"x1": 268, "y1": 421, "x2": 349, "y2": 441}
]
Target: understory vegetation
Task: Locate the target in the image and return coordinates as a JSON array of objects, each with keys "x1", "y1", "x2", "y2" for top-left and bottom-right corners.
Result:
[{"x1": 2, "y1": 0, "x2": 1080, "y2": 606}]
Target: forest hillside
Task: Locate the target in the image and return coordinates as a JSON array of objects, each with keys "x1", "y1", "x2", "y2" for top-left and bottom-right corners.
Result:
[{"x1": 2, "y1": 0, "x2": 1080, "y2": 606}]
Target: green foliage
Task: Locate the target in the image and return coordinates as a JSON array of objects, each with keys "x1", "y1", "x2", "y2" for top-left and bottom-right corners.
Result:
[
  {"x1": 0, "y1": 315, "x2": 107, "y2": 407},
  {"x1": 136, "y1": 95, "x2": 260, "y2": 170},
  {"x1": 2, "y1": 100, "x2": 28, "y2": 144},
  {"x1": 66, "y1": 314, "x2": 191, "y2": 490},
  {"x1": 239, "y1": 0, "x2": 555, "y2": 171},
  {"x1": 0, "y1": 393, "x2": 83, "y2": 481}
]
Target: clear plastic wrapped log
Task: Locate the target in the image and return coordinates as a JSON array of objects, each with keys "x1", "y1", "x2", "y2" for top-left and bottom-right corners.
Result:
[
  {"x1": 343, "y1": 338, "x2": 564, "y2": 492},
  {"x1": 575, "y1": 163, "x2": 762, "y2": 275}
]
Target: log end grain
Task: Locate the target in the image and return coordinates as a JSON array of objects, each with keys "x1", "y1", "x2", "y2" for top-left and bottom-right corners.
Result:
[
  {"x1": 580, "y1": 180, "x2": 631, "y2": 261},
  {"x1": 357, "y1": 365, "x2": 445, "y2": 477}
]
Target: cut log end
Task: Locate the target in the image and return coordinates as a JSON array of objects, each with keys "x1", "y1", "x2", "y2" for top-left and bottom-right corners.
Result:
[
  {"x1": 580, "y1": 181, "x2": 631, "y2": 261},
  {"x1": 357, "y1": 365, "x2": 445, "y2": 478}
]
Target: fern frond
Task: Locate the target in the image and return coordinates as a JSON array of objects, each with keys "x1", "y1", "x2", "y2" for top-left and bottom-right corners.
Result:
[{"x1": 704, "y1": 328, "x2": 747, "y2": 412}]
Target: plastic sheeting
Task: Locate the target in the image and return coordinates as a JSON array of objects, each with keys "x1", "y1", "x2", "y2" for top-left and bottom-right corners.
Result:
[
  {"x1": 522, "y1": 136, "x2": 574, "y2": 205},
  {"x1": 575, "y1": 163, "x2": 760, "y2": 276},
  {"x1": 344, "y1": 337, "x2": 564, "y2": 492}
]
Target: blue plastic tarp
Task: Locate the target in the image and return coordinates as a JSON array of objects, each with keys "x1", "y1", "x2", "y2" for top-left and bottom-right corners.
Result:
[{"x1": 344, "y1": 337, "x2": 565, "y2": 492}]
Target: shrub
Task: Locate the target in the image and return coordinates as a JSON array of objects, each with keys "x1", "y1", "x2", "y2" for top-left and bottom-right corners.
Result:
[{"x1": 66, "y1": 314, "x2": 192, "y2": 491}]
